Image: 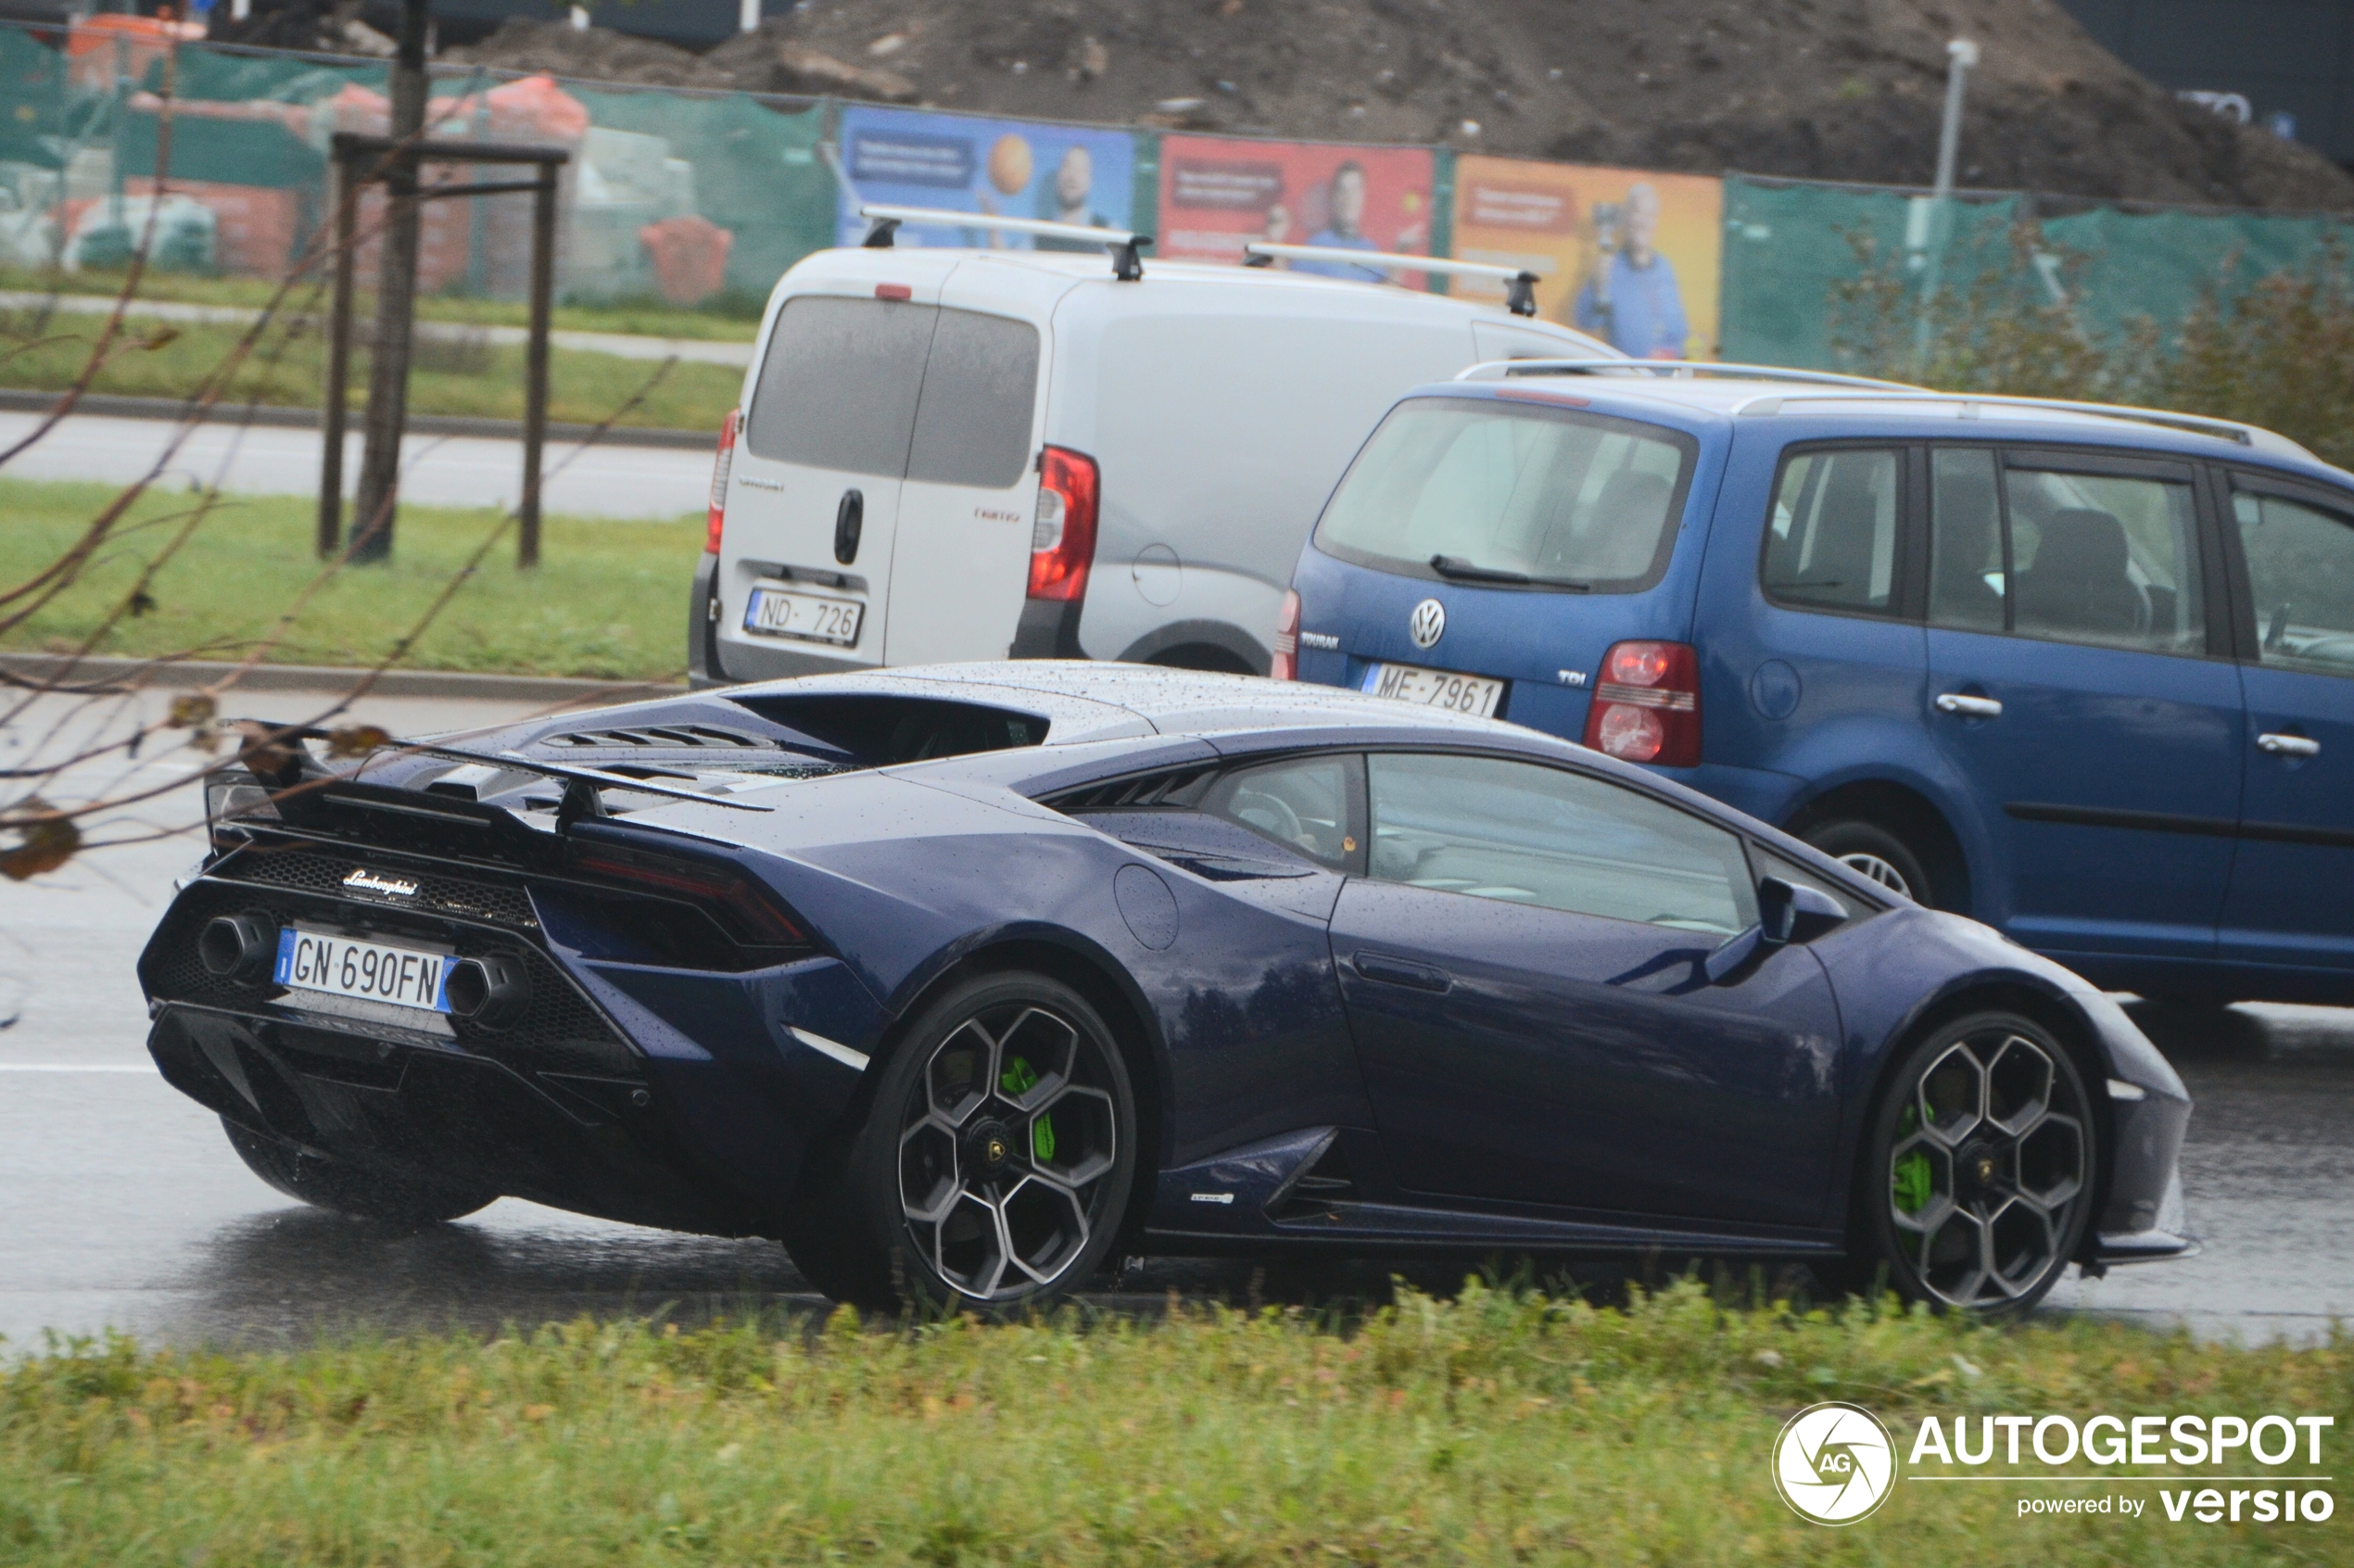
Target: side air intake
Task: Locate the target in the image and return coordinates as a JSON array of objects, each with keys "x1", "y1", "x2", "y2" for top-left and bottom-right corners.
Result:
[{"x1": 1266, "y1": 1133, "x2": 1360, "y2": 1224}]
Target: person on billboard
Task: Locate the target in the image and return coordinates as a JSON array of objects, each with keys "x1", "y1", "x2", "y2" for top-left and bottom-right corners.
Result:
[
  {"x1": 1288, "y1": 161, "x2": 1386, "y2": 282},
  {"x1": 1572, "y1": 182, "x2": 1690, "y2": 359},
  {"x1": 1034, "y1": 145, "x2": 1117, "y2": 251}
]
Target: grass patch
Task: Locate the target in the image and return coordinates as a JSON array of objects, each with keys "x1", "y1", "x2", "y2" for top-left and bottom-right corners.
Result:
[
  {"x1": 0, "y1": 310, "x2": 740, "y2": 432},
  {"x1": 0, "y1": 265, "x2": 764, "y2": 341},
  {"x1": 1, "y1": 1281, "x2": 2345, "y2": 1564},
  {"x1": 0, "y1": 478, "x2": 698, "y2": 681}
]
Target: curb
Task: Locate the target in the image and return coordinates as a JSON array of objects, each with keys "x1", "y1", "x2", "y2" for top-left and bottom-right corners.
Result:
[
  {"x1": 0, "y1": 389, "x2": 715, "y2": 450},
  {"x1": 0, "y1": 651, "x2": 684, "y2": 706}
]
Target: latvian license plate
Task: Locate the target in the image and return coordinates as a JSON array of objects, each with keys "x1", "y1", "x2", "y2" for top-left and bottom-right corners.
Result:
[
  {"x1": 743, "y1": 583, "x2": 864, "y2": 647},
  {"x1": 1361, "y1": 662, "x2": 1506, "y2": 718},
  {"x1": 273, "y1": 929, "x2": 452, "y2": 1013}
]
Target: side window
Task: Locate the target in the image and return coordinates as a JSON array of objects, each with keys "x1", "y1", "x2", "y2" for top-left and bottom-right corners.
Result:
[
  {"x1": 1929, "y1": 448, "x2": 2006, "y2": 630},
  {"x1": 1203, "y1": 755, "x2": 1356, "y2": 869},
  {"x1": 2004, "y1": 465, "x2": 2206, "y2": 653},
  {"x1": 1762, "y1": 448, "x2": 1904, "y2": 615},
  {"x1": 2232, "y1": 488, "x2": 2354, "y2": 677},
  {"x1": 1366, "y1": 752, "x2": 1757, "y2": 937},
  {"x1": 743, "y1": 296, "x2": 936, "y2": 475},
  {"x1": 907, "y1": 309, "x2": 1041, "y2": 489}
]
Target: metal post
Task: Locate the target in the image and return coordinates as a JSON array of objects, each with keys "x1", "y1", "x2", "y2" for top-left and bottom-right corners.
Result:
[
  {"x1": 318, "y1": 150, "x2": 358, "y2": 556},
  {"x1": 1913, "y1": 38, "x2": 1980, "y2": 373},
  {"x1": 351, "y1": 0, "x2": 430, "y2": 563},
  {"x1": 519, "y1": 158, "x2": 556, "y2": 569}
]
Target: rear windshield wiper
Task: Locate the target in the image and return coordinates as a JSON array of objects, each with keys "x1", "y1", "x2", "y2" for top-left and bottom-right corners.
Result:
[{"x1": 1429, "y1": 554, "x2": 1592, "y2": 591}]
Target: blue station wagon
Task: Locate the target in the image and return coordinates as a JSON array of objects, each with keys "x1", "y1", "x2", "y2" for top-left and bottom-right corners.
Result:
[{"x1": 1284, "y1": 363, "x2": 2354, "y2": 1009}]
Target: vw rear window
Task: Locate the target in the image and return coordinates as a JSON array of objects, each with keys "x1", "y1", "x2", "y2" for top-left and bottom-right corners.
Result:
[{"x1": 1312, "y1": 396, "x2": 1696, "y2": 593}]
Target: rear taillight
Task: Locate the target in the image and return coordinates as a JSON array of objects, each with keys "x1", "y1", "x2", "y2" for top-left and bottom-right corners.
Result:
[
  {"x1": 568, "y1": 839, "x2": 806, "y2": 950},
  {"x1": 1581, "y1": 639, "x2": 1702, "y2": 766},
  {"x1": 1272, "y1": 588, "x2": 1300, "y2": 680},
  {"x1": 705, "y1": 407, "x2": 740, "y2": 556},
  {"x1": 1028, "y1": 446, "x2": 1100, "y2": 602}
]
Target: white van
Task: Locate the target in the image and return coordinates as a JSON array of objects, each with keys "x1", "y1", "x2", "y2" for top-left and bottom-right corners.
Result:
[{"x1": 690, "y1": 215, "x2": 1614, "y2": 685}]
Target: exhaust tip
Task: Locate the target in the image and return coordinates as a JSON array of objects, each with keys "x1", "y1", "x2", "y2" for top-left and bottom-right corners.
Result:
[
  {"x1": 198, "y1": 914, "x2": 277, "y2": 981},
  {"x1": 445, "y1": 954, "x2": 530, "y2": 1027}
]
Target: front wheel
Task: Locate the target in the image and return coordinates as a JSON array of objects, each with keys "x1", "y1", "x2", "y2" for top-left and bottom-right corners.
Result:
[
  {"x1": 221, "y1": 1118, "x2": 497, "y2": 1226},
  {"x1": 1851, "y1": 1015, "x2": 2096, "y2": 1316},
  {"x1": 783, "y1": 972, "x2": 1139, "y2": 1313}
]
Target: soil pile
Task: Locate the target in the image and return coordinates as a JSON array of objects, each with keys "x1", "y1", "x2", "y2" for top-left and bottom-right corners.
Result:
[{"x1": 456, "y1": 0, "x2": 2353, "y2": 211}]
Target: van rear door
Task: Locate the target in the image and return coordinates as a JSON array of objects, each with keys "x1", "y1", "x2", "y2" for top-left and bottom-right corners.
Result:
[
  {"x1": 716, "y1": 264, "x2": 953, "y2": 674},
  {"x1": 885, "y1": 264, "x2": 1057, "y2": 666}
]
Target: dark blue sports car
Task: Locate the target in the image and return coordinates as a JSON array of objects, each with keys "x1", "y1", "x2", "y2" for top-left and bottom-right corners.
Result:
[{"x1": 141, "y1": 664, "x2": 2193, "y2": 1314}]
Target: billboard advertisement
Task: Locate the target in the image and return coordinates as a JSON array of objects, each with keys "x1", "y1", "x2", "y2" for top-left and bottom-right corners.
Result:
[
  {"x1": 832, "y1": 106, "x2": 1141, "y2": 251},
  {"x1": 1155, "y1": 134, "x2": 1435, "y2": 285},
  {"x1": 1450, "y1": 156, "x2": 1723, "y2": 359}
]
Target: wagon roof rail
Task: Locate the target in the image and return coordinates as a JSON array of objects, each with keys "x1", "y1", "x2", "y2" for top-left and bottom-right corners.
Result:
[{"x1": 1453, "y1": 359, "x2": 1916, "y2": 388}]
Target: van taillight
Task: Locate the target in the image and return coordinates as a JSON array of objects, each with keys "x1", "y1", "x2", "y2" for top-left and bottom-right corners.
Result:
[
  {"x1": 1029, "y1": 446, "x2": 1100, "y2": 602},
  {"x1": 1272, "y1": 589, "x2": 1300, "y2": 680},
  {"x1": 705, "y1": 407, "x2": 740, "y2": 556},
  {"x1": 1581, "y1": 640, "x2": 1701, "y2": 766}
]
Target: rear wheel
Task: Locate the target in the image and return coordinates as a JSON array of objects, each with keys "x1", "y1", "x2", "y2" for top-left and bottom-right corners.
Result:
[
  {"x1": 1803, "y1": 819, "x2": 1932, "y2": 905},
  {"x1": 220, "y1": 1118, "x2": 497, "y2": 1226},
  {"x1": 783, "y1": 972, "x2": 1138, "y2": 1313},
  {"x1": 1852, "y1": 1014, "x2": 2096, "y2": 1316}
]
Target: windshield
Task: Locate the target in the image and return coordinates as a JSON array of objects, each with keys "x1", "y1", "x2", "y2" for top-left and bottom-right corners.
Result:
[{"x1": 1312, "y1": 396, "x2": 1696, "y2": 591}]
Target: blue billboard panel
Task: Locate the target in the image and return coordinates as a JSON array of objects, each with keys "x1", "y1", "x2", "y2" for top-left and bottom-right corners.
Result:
[{"x1": 834, "y1": 106, "x2": 1140, "y2": 251}]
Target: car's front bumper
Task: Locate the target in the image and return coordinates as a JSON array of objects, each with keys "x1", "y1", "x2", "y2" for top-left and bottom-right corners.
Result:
[{"x1": 2090, "y1": 1083, "x2": 2196, "y2": 1265}]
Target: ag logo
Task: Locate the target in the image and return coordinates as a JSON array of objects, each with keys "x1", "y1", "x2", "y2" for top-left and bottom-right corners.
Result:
[
  {"x1": 1408, "y1": 598, "x2": 1446, "y2": 649},
  {"x1": 1771, "y1": 1401, "x2": 1897, "y2": 1525}
]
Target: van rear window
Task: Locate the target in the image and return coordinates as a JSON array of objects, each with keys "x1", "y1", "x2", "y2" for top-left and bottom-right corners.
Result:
[
  {"x1": 1312, "y1": 396, "x2": 1696, "y2": 593},
  {"x1": 743, "y1": 297, "x2": 1040, "y2": 489}
]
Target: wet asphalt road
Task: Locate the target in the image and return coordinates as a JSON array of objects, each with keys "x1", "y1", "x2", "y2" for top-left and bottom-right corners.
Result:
[{"x1": 3, "y1": 687, "x2": 2349, "y2": 1350}]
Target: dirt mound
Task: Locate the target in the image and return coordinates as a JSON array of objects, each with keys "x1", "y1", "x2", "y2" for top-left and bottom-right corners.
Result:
[{"x1": 457, "y1": 0, "x2": 2353, "y2": 211}]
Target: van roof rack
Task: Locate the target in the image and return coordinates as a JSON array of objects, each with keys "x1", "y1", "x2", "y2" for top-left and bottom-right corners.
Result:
[
  {"x1": 1243, "y1": 243, "x2": 1543, "y2": 316},
  {"x1": 1455, "y1": 359, "x2": 1915, "y2": 388},
  {"x1": 1726, "y1": 388, "x2": 2269, "y2": 448},
  {"x1": 857, "y1": 203, "x2": 1151, "y2": 281}
]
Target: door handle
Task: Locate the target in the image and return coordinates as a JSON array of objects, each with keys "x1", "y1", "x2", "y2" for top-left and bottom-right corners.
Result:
[
  {"x1": 2257, "y1": 731, "x2": 2321, "y2": 758},
  {"x1": 1352, "y1": 951, "x2": 1451, "y2": 993},
  {"x1": 1935, "y1": 692, "x2": 2004, "y2": 718},
  {"x1": 833, "y1": 488, "x2": 864, "y2": 565}
]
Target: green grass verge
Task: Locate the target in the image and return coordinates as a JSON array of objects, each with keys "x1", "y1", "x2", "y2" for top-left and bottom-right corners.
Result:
[
  {"x1": 2, "y1": 1282, "x2": 2346, "y2": 1565},
  {"x1": 0, "y1": 265, "x2": 765, "y2": 341},
  {"x1": 0, "y1": 310, "x2": 740, "y2": 432},
  {"x1": 0, "y1": 478, "x2": 698, "y2": 681}
]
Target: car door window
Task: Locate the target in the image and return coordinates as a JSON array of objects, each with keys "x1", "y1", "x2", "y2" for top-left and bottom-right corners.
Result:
[
  {"x1": 1366, "y1": 752, "x2": 1756, "y2": 936},
  {"x1": 906, "y1": 309, "x2": 1041, "y2": 488},
  {"x1": 2004, "y1": 465, "x2": 2206, "y2": 653},
  {"x1": 1203, "y1": 755, "x2": 1357, "y2": 869},
  {"x1": 1929, "y1": 448, "x2": 2006, "y2": 630},
  {"x1": 2232, "y1": 488, "x2": 2354, "y2": 678},
  {"x1": 744, "y1": 295, "x2": 935, "y2": 474},
  {"x1": 1762, "y1": 448, "x2": 1905, "y2": 616}
]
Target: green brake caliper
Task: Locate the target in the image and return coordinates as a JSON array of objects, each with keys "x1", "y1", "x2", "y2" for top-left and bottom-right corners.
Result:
[
  {"x1": 1892, "y1": 1103, "x2": 1931, "y2": 1215},
  {"x1": 1000, "y1": 1056, "x2": 1056, "y2": 1163}
]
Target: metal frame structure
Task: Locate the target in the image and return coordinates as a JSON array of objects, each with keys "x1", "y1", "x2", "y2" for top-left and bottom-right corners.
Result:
[
  {"x1": 1247, "y1": 243, "x2": 1542, "y2": 316},
  {"x1": 319, "y1": 132, "x2": 570, "y2": 566},
  {"x1": 857, "y1": 203, "x2": 1152, "y2": 281},
  {"x1": 1454, "y1": 359, "x2": 1914, "y2": 387}
]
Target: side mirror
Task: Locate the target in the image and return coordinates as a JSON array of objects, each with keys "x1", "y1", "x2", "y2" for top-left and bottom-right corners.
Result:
[{"x1": 1759, "y1": 876, "x2": 1846, "y2": 946}]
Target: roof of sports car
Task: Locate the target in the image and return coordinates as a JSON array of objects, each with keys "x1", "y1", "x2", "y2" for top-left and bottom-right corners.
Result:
[{"x1": 719, "y1": 663, "x2": 1531, "y2": 748}]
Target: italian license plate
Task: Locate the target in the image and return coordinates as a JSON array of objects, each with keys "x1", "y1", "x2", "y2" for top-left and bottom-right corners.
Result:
[
  {"x1": 273, "y1": 929, "x2": 452, "y2": 1014},
  {"x1": 1361, "y1": 662, "x2": 1506, "y2": 718},
  {"x1": 743, "y1": 583, "x2": 864, "y2": 647}
]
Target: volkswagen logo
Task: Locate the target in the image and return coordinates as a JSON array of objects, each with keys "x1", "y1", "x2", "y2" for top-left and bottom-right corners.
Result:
[{"x1": 1408, "y1": 598, "x2": 1446, "y2": 650}]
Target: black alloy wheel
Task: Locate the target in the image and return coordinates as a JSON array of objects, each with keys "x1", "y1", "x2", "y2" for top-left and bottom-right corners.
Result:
[
  {"x1": 784, "y1": 972, "x2": 1138, "y2": 1312},
  {"x1": 1803, "y1": 819, "x2": 1932, "y2": 905},
  {"x1": 1854, "y1": 1014, "x2": 2096, "y2": 1316},
  {"x1": 221, "y1": 1118, "x2": 498, "y2": 1226}
]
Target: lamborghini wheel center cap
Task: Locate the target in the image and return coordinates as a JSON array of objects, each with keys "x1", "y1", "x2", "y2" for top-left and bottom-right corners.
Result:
[{"x1": 968, "y1": 1119, "x2": 1016, "y2": 1174}]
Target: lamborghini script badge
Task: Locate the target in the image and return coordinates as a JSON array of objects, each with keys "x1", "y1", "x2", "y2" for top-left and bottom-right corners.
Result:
[{"x1": 343, "y1": 869, "x2": 420, "y2": 898}]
